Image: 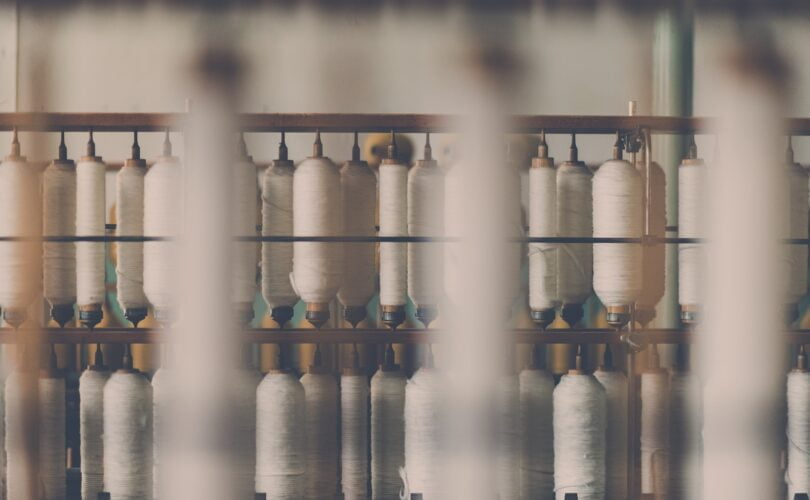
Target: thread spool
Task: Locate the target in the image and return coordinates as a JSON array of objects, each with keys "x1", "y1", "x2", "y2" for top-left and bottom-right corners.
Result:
[
  {"x1": 0, "y1": 130, "x2": 40, "y2": 327},
  {"x1": 43, "y1": 131, "x2": 77, "y2": 327},
  {"x1": 262, "y1": 133, "x2": 298, "y2": 328},
  {"x1": 232, "y1": 367, "x2": 261, "y2": 499},
  {"x1": 640, "y1": 346, "x2": 670, "y2": 497},
  {"x1": 80, "y1": 350, "x2": 110, "y2": 500},
  {"x1": 292, "y1": 131, "x2": 343, "y2": 328},
  {"x1": 341, "y1": 352, "x2": 370, "y2": 500},
  {"x1": 785, "y1": 137, "x2": 808, "y2": 324},
  {"x1": 338, "y1": 132, "x2": 377, "y2": 328},
  {"x1": 39, "y1": 365, "x2": 67, "y2": 500},
  {"x1": 233, "y1": 134, "x2": 259, "y2": 325},
  {"x1": 404, "y1": 366, "x2": 445, "y2": 498},
  {"x1": 77, "y1": 131, "x2": 107, "y2": 329},
  {"x1": 553, "y1": 362, "x2": 606, "y2": 500},
  {"x1": 408, "y1": 133, "x2": 443, "y2": 328},
  {"x1": 634, "y1": 147, "x2": 667, "y2": 326},
  {"x1": 116, "y1": 132, "x2": 149, "y2": 327},
  {"x1": 593, "y1": 348, "x2": 628, "y2": 500},
  {"x1": 593, "y1": 133, "x2": 643, "y2": 327},
  {"x1": 677, "y1": 138, "x2": 706, "y2": 324},
  {"x1": 669, "y1": 364, "x2": 702, "y2": 500},
  {"x1": 144, "y1": 131, "x2": 182, "y2": 324},
  {"x1": 495, "y1": 374, "x2": 520, "y2": 500},
  {"x1": 519, "y1": 351, "x2": 554, "y2": 500},
  {"x1": 371, "y1": 352, "x2": 406, "y2": 500},
  {"x1": 301, "y1": 357, "x2": 339, "y2": 499},
  {"x1": 256, "y1": 370, "x2": 306, "y2": 499},
  {"x1": 103, "y1": 366, "x2": 153, "y2": 499},
  {"x1": 529, "y1": 131, "x2": 558, "y2": 328},
  {"x1": 380, "y1": 131, "x2": 408, "y2": 330}
]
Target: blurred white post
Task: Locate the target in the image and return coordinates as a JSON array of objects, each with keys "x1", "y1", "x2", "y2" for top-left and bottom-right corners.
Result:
[
  {"x1": 702, "y1": 39, "x2": 789, "y2": 500},
  {"x1": 164, "y1": 46, "x2": 242, "y2": 500}
]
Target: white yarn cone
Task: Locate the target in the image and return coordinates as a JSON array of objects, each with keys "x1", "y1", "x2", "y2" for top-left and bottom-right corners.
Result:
[
  {"x1": 379, "y1": 152, "x2": 408, "y2": 308},
  {"x1": 231, "y1": 368, "x2": 261, "y2": 499},
  {"x1": 232, "y1": 150, "x2": 259, "y2": 318},
  {"x1": 529, "y1": 151, "x2": 558, "y2": 313},
  {"x1": 404, "y1": 367, "x2": 445, "y2": 498},
  {"x1": 116, "y1": 155, "x2": 149, "y2": 314},
  {"x1": 76, "y1": 155, "x2": 107, "y2": 309},
  {"x1": 677, "y1": 154, "x2": 707, "y2": 315},
  {"x1": 79, "y1": 367, "x2": 110, "y2": 500},
  {"x1": 519, "y1": 367, "x2": 554, "y2": 500},
  {"x1": 341, "y1": 371, "x2": 370, "y2": 500},
  {"x1": 39, "y1": 375, "x2": 66, "y2": 500},
  {"x1": 557, "y1": 159, "x2": 593, "y2": 306},
  {"x1": 370, "y1": 368, "x2": 406, "y2": 500},
  {"x1": 43, "y1": 157, "x2": 76, "y2": 310},
  {"x1": 301, "y1": 370, "x2": 339, "y2": 500},
  {"x1": 594, "y1": 367, "x2": 628, "y2": 500},
  {"x1": 408, "y1": 145, "x2": 444, "y2": 311}
]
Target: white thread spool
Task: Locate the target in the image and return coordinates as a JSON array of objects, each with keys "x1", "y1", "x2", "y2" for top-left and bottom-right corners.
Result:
[
  {"x1": 669, "y1": 369, "x2": 702, "y2": 500},
  {"x1": 256, "y1": 371, "x2": 306, "y2": 500},
  {"x1": 529, "y1": 135, "x2": 558, "y2": 324},
  {"x1": 338, "y1": 134, "x2": 377, "y2": 326},
  {"x1": 594, "y1": 364, "x2": 628, "y2": 500},
  {"x1": 557, "y1": 139, "x2": 593, "y2": 313},
  {"x1": 144, "y1": 133, "x2": 182, "y2": 323},
  {"x1": 404, "y1": 367, "x2": 445, "y2": 498},
  {"x1": 785, "y1": 142, "x2": 808, "y2": 313},
  {"x1": 261, "y1": 135, "x2": 298, "y2": 326},
  {"x1": 39, "y1": 374, "x2": 66, "y2": 500},
  {"x1": 233, "y1": 136, "x2": 259, "y2": 324},
  {"x1": 231, "y1": 368, "x2": 261, "y2": 499},
  {"x1": 635, "y1": 149, "x2": 667, "y2": 323},
  {"x1": 553, "y1": 371, "x2": 606, "y2": 500},
  {"x1": 370, "y1": 366, "x2": 406, "y2": 500},
  {"x1": 380, "y1": 133, "x2": 409, "y2": 327},
  {"x1": 341, "y1": 367, "x2": 370, "y2": 500},
  {"x1": 77, "y1": 134, "x2": 107, "y2": 327},
  {"x1": 677, "y1": 143, "x2": 707, "y2": 323},
  {"x1": 103, "y1": 370, "x2": 153, "y2": 499},
  {"x1": 495, "y1": 374, "x2": 520, "y2": 500},
  {"x1": 301, "y1": 367, "x2": 339, "y2": 499},
  {"x1": 641, "y1": 356, "x2": 670, "y2": 496},
  {"x1": 519, "y1": 365, "x2": 554, "y2": 500},
  {"x1": 116, "y1": 134, "x2": 149, "y2": 324},
  {"x1": 593, "y1": 149, "x2": 643, "y2": 322},
  {"x1": 151, "y1": 368, "x2": 170, "y2": 499},
  {"x1": 408, "y1": 135, "x2": 444, "y2": 326},
  {"x1": 6, "y1": 369, "x2": 34, "y2": 500},
  {"x1": 79, "y1": 365, "x2": 109, "y2": 500},
  {"x1": 42, "y1": 136, "x2": 76, "y2": 322},
  {"x1": 292, "y1": 133, "x2": 342, "y2": 326},
  {"x1": 0, "y1": 133, "x2": 41, "y2": 326}
]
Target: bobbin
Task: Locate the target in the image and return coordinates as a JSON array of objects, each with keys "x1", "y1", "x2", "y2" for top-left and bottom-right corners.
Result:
[
  {"x1": 606, "y1": 305, "x2": 632, "y2": 328},
  {"x1": 267, "y1": 134, "x2": 296, "y2": 329},
  {"x1": 79, "y1": 131, "x2": 105, "y2": 335},
  {"x1": 120, "y1": 132, "x2": 148, "y2": 327},
  {"x1": 380, "y1": 131, "x2": 407, "y2": 331},
  {"x1": 306, "y1": 302, "x2": 330, "y2": 329},
  {"x1": 678, "y1": 137, "x2": 704, "y2": 325},
  {"x1": 529, "y1": 131, "x2": 557, "y2": 329}
]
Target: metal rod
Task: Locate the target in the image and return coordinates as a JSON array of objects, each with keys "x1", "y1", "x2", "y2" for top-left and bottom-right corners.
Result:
[{"x1": 1, "y1": 112, "x2": 810, "y2": 134}]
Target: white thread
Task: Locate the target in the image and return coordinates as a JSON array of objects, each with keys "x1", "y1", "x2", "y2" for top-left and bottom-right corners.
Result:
[
  {"x1": 292, "y1": 156, "x2": 343, "y2": 304},
  {"x1": 301, "y1": 371, "x2": 339, "y2": 499},
  {"x1": 6, "y1": 370, "x2": 33, "y2": 500},
  {"x1": 529, "y1": 164, "x2": 559, "y2": 311},
  {"x1": 233, "y1": 157, "x2": 259, "y2": 308},
  {"x1": 256, "y1": 371, "x2": 305, "y2": 500},
  {"x1": 39, "y1": 376, "x2": 66, "y2": 500},
  {"x1": 103, "y1": 371, "x2": 153, "y2": 499},
  {"x1": 338, "y1": 159, "x2": 377, "y2": 309},
  {"x1": 43, "y1": 159, "x2": 76, "y2": 308},
  {"x1": 669, "y1": 371, "x2": 702, "y2": 500},
  {"x1": 116, "y1": 162, "x2": 149, "y2": 311},
  {"x1": 495, "y1": 374, "x2": 520, "y2": 500},
  {"x1": 677, "y1": 158, "x2": 707, "y2": 309},
  {"x1": 0, "y1": 157, "x2": 41, "y2": 311},
  {"x1": 380, "y1": 160, "x2": 408, "y2": 307},
  {"x1": 519, "y1": 367, "x2": 554, "y2": 500},
  {"x1": 407, "y1": 159, "x2": 444, "y2": 308},
  {"x1": 593, "y1": 159, "x2": 643, "y2": 307},
  {"x1": 594, "y1": 368, "x2": 628, "y2": 500},
  {"x1": 553, "y1": 373, "x2": 606, "y2": 500},
  {"x1": 641, "y1": 370, "x2": 670, "y2": 496},
  {"x1": 143, "y1": 156, "x2": 182, "y2": 316},
  {"x1": 79, "y1": 368, "x2": 109, "y2": 500},
  {"x1": 76, "y1": 158, "x2": 107, "y2": 307},
  {"x1": 261, "y1": 159, "x2": 298, "y2": 309},
  {"x1": 341, "y1": 373, "x2": 370, "y2": 500},
  {"x1": 786, "y1": 162, "x2": 808, "y2": 305},
  {"x1": 635, "y1": 159, "x2": 667, "y2": 311},
  {"x1": 370, "y1": 368, "x2": 406, "y2": 500},
  {"x1": 404, "y1": 367, "x2": 445, "y2": 498},
  {"x1": 231, "y1": 368, "x2": 261, "y2": 499},
  {"x1": 151, "y1": 368, "x2": 169, "y2": 499},
  {"x1": 557, "y1": 162, "x2": 593, "y2": 305}
]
